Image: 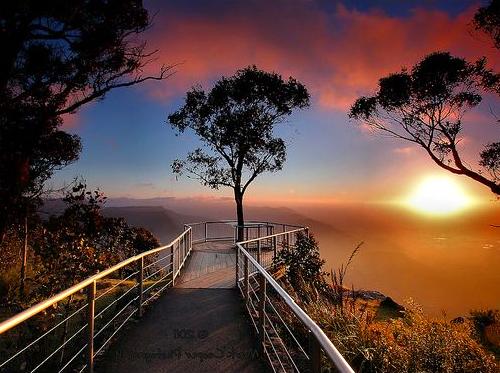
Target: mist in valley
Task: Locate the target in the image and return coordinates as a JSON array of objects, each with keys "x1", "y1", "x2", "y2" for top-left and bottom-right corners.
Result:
[{"x1": 101, "y1": 197, "x2": 500, "y2": 317}]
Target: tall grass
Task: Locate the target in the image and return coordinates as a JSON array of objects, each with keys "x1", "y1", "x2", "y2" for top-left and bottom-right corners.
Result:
[{"x1": 275, "y1": 234, "x2": 498, "y2": 372}]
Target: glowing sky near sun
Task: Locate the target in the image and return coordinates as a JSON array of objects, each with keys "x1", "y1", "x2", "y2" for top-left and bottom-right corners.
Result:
[{"x1": 52, "y1": 0, "x2": 499, "y2": 207}]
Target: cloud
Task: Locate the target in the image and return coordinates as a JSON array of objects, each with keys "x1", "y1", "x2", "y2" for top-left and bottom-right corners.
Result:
[
  {"x1": 61, "y1": 113, "x2": 81, "y2": 129},
  {"x1": 142, "y1": 1, "x2": 497, "y2": 111},
  {"x1": 393, "y1": 146, "x2": 415, "y2": 155}
]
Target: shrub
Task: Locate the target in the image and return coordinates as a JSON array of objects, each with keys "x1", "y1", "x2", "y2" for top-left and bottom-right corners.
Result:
[
  {"x1": 302, "y1": 296, "x2": 498, "y2": 372},
  {"x1": 274, "y1": 232, "x2": 325, "y2": 289}
]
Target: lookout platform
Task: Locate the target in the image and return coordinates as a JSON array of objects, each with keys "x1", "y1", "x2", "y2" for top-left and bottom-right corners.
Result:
[
  {"x1": 95, "y1": 241, "x2": 267, "y2": 372},
  {"x1": 0, "y1": 221, "x2": 354, "y2": 373}
]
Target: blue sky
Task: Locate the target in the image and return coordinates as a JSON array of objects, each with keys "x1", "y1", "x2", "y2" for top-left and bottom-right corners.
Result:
[{"x1": 52, "y1": 0, "x2": 498, "y2": 205}]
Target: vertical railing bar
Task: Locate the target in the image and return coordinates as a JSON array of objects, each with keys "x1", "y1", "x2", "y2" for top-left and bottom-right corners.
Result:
[
  {"x1": 257, "y1": 239, "x2": 261, "y2": 265},
  {"x1": 137, "y1": 257, "x2": 144, "y2": 317},
  {"x1": 244, "y1": 256, "x2": 249, "y2": 304},
  {"x1": 309, "y1": 330, "x2": 321, "y2": 373},
  {"x1": 86, "y1": 281, "x2": 96, "y2": 373},
  {"x1": 171, "y1": 244, "x2": 175, "y2": 286},
  {"x1": 258, "y1": 274, "x2": 266, "y2": 351},
  {"x1": 235, "y1": 246, "x2": 240, "y2": 287}
]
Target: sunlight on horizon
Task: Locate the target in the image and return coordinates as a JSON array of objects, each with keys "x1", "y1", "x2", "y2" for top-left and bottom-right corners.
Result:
[{"x1": 405, "y1": 176, "x2": 474, "y2": 216}]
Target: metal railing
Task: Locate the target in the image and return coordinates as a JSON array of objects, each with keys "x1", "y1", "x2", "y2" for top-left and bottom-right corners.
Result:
[
  {"x1": 0, "y1": 220, "x2": 354, "y2": 373},
  {"x1": 0, "y1": 225, "x2": 193, "y2": 373},
  {"x1": 235, "y1": 228, "x2": 354, "y2": 373},
  {"x1": 187, "y1": 220, "x2": 304, "y2": 244}
]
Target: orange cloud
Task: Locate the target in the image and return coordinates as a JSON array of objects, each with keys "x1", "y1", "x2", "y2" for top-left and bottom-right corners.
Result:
[{"x1": 142, "y1": 2, "x2": 497, "y2": 112}]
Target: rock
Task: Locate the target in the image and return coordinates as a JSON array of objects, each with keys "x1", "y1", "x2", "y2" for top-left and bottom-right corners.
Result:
[{"x1": 380, "y1": 297, "x2": 405, "y2": 312}]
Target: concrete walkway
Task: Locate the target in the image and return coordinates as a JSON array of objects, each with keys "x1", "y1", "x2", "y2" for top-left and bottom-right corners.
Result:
[{"x1": 96, "y1": 242, "x2": 268, "y2": 373}]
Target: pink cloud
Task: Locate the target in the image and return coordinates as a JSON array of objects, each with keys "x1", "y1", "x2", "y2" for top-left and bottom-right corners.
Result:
[
  {"x1": 393, "y1": 146, "x2": 415, "y2": 155},
  {"x1": 60, "y1": 113, "x2": 81, "y2": 129},
  {"x1": 142, "y1": 2, "x2": 497, "y2": 112}
]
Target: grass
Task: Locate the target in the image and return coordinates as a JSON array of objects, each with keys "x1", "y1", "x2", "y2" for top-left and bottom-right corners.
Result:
[{"x1": 273, "y1": 234, "x2": 499, "y2": 372}]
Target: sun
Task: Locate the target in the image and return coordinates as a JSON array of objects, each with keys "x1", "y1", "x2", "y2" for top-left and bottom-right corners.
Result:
[{"x1": 406, "y1": 176, "x2": 473, "y2": 215}]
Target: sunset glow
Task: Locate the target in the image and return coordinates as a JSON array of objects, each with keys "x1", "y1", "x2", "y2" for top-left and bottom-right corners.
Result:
[{"x1": 406, "y1": 176, "x2": 473, "y2": 215}]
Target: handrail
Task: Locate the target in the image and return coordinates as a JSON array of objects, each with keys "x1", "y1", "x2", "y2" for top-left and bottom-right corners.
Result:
[
  {"x1": 0, "y1": 226, "x2": 191, "y2": 335},
  {"x1": 237, "y1": 227, "x2": 306, "y2": 245},
  {"x1": 237, "y1": 231, "x2": 354, "y2": 373},
  {"x1": 1, "y1": 220, "x2": 353, "y2": 373},
  {"x1": 187, "y1": 219, "x2": 304, "y2": 229}
]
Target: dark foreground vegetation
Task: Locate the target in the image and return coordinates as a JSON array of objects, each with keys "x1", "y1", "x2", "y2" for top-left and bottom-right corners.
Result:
[
  {"x1": 0, "y1": 182, "x2": 162, "y2": 372},
  {"x1": 273, "y1": 233, "x2": 499, "y2": 372}
]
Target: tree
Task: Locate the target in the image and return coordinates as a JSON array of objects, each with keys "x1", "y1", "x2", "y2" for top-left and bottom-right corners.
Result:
[
  {"x1": 349, "y1": 52, "x2": 500, "y2": 195},
  {"x1": 168, "y1": 66, "x2": 310, "y2": 241},
  {"x1": 34, "y1": 182, "x2": 159, "y2": 298},
  {"x1": 274, "y1": 232, "x2": 325, "y2": 289},
  {"x1": 0, "y1": 0, "x2": 173, "y2": 243},
  {"x1": 473, "y1": 0, "x2": 500, "y2": 49}
]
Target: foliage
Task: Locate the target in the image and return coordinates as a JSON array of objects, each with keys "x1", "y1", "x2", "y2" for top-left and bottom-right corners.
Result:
[
  {"x1": 273, "y1": 232, "x2": 325, "y2": 289},
  {"x1": 282, "y1": 278, "x2": 499, "y2": 372},
  {"x1": 330, "y1": 242, "x2": 363, "y2": 305},
  {"x1": 168, "y1": 66, "x2": 309, "y2": 239},
  {"x1": 273, "y1": 234, "x2": 498, "y2": 372},
  {"x1": 0, "y1": 0, "x2": 172, "y2": 241},
  {"x1": 480, "y1": 142, "x2": 500, "y2": 182},
  {"x1": 32, "y1": 182, "x2": 159, "y2": 299},
  {"x1": 350, "y1": 52, "x2": 500, "y2": 195},
  {"x1": 473, "y1": 0, "x2": 500, "y2": 49},
  {"x1": 470, "y1": 309, "x2": 500, "y2": 330}
]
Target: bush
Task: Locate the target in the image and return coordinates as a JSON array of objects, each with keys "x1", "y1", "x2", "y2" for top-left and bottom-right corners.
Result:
[
  {"x1": 301, "y1": 295, "x2": 498, "y2": 372},
  {"x1": 274, "y1": 233, "x2": 498, "y2": 372},
  {"x1": 274, "y1": 232, "x2": 325, "y2": 289}
]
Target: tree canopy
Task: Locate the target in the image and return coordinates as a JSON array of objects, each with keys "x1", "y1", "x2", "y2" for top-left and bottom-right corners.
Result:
[
  {"x1": 168, "y1": 66, "x2": 309, "y2": 239},
  {"x1": 0, "y1": 0, "x2": 173, "y2": 241},
  {"x1": 473, "y1": 0, "x2": 500, "y2": 49},
  {"x1": 350, "y1": 52, "x2": 500, "y2": 195}
]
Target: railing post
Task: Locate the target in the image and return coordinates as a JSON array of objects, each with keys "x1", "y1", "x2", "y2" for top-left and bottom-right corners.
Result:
[
  {"x1": 86, "y1": 281, "x2": 96, "y2": 373},
  {"x1": 257, "y1": 239, "x2": 261, "y2": 265},
  {"x1": 235, "y1": 246, "x2": 239, "y2": 287},
  {"x1": 258, "y1": 274, "x2": 266, "y2": 350},
  {"x1": 244, "y1": 256, "x2": 249, "y2": 303},
  {"x1": 258, "y1": 224, "x2": 261, "y2": 238},
  {"x1": 272, "y1": 236, "x2": 277, "y2": 259},
  {"x1": 204, "y1": 222, "x2": 208, "y2": 242},
  {"x1": 171, "y1": 245, "x2": 175, "y2": 286},
  {"x1": 309, "y1": 330, "x2": 321, "y2": 373},
  {"x1": 137, "y1": 257, "x2": 144, "y2": 317}
]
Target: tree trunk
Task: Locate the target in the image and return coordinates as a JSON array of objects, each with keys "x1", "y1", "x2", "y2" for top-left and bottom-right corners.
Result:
[{"x1": 235, "y1": 189, "x2": 245, "y2": 242}]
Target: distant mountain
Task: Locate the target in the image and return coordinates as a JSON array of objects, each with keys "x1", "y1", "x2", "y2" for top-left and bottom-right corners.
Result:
[
  {"x1": 40, "y1": 197, "x2": 344, "y2": 242},
  {"x1": 105, "y1": 197, "x2": 342, "y2": 237},
  {"x1": 102, "y1": 206, "x2": 204, "y2": 244}
]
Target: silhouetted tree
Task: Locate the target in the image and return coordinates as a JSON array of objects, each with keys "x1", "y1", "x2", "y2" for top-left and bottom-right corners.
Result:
[
  {"x1": 274, "y1": 232, "x2": 325, "y2": 290},
  {"x1": 168, "y1": 66, "x2": 309, "y2": 241},
  {"x1": 473, "y1": 0, "x2": 500, "y2": 49},
  {"x1": 350, "y1": 52, "x2": 500, "y2": 195},
  {"x1": 0, "y1": 0, "x2": 173, "y2": 243}
]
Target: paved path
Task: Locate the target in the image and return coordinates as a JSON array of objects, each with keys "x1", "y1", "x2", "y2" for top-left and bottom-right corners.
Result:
[{"x1": 96, "y1": 242, "x2": 269, "y2": 373}]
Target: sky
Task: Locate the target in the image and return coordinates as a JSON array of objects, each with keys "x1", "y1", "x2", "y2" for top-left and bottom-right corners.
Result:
[{"x1": 53, "y1": 0, "x2": 499, "y2": 207}]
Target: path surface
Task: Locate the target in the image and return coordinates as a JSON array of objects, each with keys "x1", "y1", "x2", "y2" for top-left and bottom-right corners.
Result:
[
  {"x1": 176, "y1": 241, "x2": 236, "y2": 289},
  {"x1": 96, "y1": 242, "x2": 268, "y2": 373}
]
